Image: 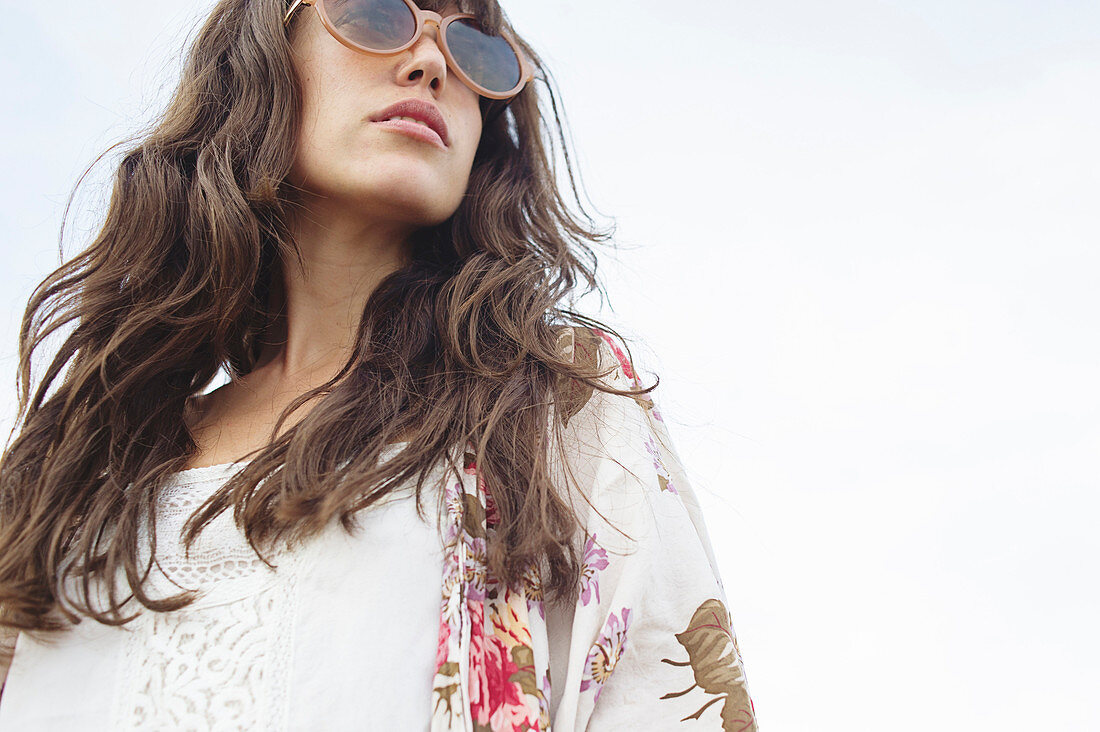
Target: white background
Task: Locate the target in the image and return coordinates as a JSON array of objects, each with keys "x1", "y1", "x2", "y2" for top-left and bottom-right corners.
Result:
[{"x1": 2, "y1": 1, "x2": 1098, "y2": 729}]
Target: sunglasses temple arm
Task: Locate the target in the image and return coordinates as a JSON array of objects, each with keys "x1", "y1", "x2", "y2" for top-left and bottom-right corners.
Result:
[{"x1": 283, "y1": 0, "x2": 311, "y2": 27}]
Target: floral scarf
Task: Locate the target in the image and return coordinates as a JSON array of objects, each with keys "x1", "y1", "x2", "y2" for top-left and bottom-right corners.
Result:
[{"x1": 429, "y1": 441, "x2": 550, "y2": 731}]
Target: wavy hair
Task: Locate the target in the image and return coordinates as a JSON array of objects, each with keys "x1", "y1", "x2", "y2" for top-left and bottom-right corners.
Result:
[{"x1": 0, "y1": 0, "x2": 656, "y2": 644}]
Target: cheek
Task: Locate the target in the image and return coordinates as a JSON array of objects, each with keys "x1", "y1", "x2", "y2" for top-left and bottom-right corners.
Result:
[
  {"x1": 451, "y1": 101, "x2": 484, "y2": 174},
  {"x1": 298, "y1": 59, "x2": 359, "y2": 139},
  {"x1": 454, "y1": 121, "x2": 481, "y2": 179},
  {"x1": 290, "y1": 66, "x2": 369, "y2": 181}
]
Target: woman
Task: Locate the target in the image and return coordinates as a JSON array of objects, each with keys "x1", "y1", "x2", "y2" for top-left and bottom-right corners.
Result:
[{"x1": 0, "y1": 0, "x2": 757, "y2": 729}]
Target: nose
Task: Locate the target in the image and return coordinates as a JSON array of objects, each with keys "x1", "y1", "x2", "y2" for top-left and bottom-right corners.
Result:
[{"x1": 396, "y1": 14, "x2": 448, "y2": 97}]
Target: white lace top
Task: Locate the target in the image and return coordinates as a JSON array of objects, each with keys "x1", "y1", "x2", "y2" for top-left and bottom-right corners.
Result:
[{"x1": 0, "y1": 441, "x2": 450, "y2": 731}]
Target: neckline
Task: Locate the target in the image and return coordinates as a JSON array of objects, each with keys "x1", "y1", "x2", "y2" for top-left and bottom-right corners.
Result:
[
  {"x1": 169, "y1": 459, "x2": 253, "y2": 478},
  {"x1": 167, "y1": 440, "x2": 412, "y2": 484}
]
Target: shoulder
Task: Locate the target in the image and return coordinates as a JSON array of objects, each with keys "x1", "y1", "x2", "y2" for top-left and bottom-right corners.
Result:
[
  {"x1": 549, "y1": 325, "x2": 667, "y2": 508},
  {"x1": 552, "y1": 325, "x2": 651, "y2": 427},
  {"x1": 554, "y1": 325, "x2": 633, "y2": 373}
]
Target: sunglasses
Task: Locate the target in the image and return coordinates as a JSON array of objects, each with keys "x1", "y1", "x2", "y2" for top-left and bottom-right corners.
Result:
[{"x1": 283, "y1": 0, "x2": 534, "y2": 100}]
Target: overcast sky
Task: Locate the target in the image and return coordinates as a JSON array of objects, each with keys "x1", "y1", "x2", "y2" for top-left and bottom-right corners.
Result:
[{"x1": 2, "y1": 1, "x2": 1098, "y2": 729}]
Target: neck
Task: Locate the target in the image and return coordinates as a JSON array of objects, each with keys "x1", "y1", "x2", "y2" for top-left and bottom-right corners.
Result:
[{"x1": 253, "y1": 201, "x2": 414, "y2": 389}]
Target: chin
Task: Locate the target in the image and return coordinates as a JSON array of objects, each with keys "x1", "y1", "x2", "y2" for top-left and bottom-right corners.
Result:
[
  {"x1": 367, "y1": 185, "x2": 456, "y2": 225},
  {"x1": 292, "y1": 155, "x2": 467, "y2": 226}
]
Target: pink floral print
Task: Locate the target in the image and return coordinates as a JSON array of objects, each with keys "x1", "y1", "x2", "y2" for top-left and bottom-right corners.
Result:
[
  {"x1": 580, "y1": 607, "x2": 633, "y2": 702},
  {"x1": 580, "y1": 533, "x2": 609, "y2": 606},
  {"x1": 431, "y1": 451, "x2": 549, "y2": 732},
  {"x1": 644, "y1": 433, "x2": 679, "y2": 496}
]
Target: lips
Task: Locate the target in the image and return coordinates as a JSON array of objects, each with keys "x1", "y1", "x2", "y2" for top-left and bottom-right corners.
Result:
[{"x1": 369, "y1": 98, "x2": 450, "y2": 148}]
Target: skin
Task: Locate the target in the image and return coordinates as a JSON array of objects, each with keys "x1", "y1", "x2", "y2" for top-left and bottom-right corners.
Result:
[{"x1": 184, "y1": 2, "x2": 484, "y2": 467}]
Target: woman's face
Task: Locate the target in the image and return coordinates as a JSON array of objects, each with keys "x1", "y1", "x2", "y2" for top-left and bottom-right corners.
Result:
[{"x1": 287, "y1": 2, "x2": 483, "y2": 228}]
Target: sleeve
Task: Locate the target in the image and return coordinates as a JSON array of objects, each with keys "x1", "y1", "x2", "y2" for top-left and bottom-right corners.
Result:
[{"x1": 547, "y1": 326, "x2": 759, "y2": 732}]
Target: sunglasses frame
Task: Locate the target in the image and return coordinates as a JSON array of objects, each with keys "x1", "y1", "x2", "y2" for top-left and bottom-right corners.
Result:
[{"x1": 283, "y1": 0, "x2": 534, "y2": 100}]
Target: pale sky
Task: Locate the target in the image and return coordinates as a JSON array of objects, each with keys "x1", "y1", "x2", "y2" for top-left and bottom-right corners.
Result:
[{"x1": 2, "y1": 1, "x2": 1098, "y2": 729}]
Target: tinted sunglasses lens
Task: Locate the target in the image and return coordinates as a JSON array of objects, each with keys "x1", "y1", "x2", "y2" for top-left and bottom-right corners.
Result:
[
  {"x1": 327, "y1": 0, "x2": 416, "y2": 51},
  {"x1": 446, "y1": 18, "x2": 522, "y2": 95}
]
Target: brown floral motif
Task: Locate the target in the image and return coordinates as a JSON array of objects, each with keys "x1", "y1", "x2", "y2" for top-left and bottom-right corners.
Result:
[
  {"x1": 463, "y1": 451, "x2": 499, "y2": 529},
  {"x1": 659, "y1": 599, "x2": 758, "y2": 731}
]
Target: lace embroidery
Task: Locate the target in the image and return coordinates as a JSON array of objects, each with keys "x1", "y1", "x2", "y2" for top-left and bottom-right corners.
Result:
[
  {"x1": 139, "y1": 463, "x2": 277, "y2": 605},
  {"x1": 110, "y1": 464, "x2": 302, "y2": 730}
]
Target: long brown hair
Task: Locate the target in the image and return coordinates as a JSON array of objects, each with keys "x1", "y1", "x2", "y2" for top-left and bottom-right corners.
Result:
[{"x1": 0, "y1": 0, "x2": 655, "y2": 642}]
